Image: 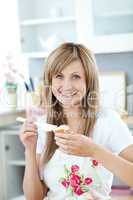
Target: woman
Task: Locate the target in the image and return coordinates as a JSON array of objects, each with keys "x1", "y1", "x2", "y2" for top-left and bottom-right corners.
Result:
[{"x1": 20, "y1": 43, "x2": 133, "y2": 200}]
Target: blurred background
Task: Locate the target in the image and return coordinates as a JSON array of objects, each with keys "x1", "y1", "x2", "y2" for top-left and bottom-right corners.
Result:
[{"x1": 0, "y1": 0, "x2": 133, "y2": 199}]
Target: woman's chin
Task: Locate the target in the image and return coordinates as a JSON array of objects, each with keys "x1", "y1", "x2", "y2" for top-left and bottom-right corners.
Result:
[{"x1": 59, "y1": 98, "x2": 82, "y2": 108}]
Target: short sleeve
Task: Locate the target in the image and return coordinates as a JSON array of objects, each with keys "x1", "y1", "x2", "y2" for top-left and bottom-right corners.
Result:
[
  {"x1": 106, "y1": 110, "x2": 133, "y2": 154},
  {"x1": 36, "y1": 115, "x2": 47, "y2": 154}
]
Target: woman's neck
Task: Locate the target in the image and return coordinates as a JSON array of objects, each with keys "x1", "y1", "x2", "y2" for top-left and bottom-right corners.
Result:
[
  {"x1": 63, "y1": 105, "x2": 85, "y2": 134},
  {"x1": 63, "y1": 105, "x2": 81, "y2": 119}
]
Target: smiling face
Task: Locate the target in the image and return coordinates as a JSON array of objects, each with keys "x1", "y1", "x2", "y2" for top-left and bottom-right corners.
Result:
[{"x1": 52, "y1": 60, "x2": 86, "y2": 108}]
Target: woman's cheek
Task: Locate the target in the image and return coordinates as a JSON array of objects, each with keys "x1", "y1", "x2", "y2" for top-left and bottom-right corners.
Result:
[{"x1": 52, "y1": 81, "x2": 61, "y2": 95}]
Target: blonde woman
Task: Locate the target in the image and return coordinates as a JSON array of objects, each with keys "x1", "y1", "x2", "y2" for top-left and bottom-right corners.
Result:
[{"x1": 20, "y1": 43, "x2": 133, "y2": 200}]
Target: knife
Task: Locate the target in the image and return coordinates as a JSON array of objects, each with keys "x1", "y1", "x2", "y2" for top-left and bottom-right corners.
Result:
[{"x1": 16, "y1": 117, "x2": 58, "y2": 132}]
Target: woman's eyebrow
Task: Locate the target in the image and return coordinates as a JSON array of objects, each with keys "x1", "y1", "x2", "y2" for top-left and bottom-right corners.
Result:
[
  {"x1": 71, "y1": 72, "x2": 80, "y2": 75},
  {"x1": 56, "y1": 72, "x2": 81, "y2": 75},
  {"x1": 56, "y1": 72, "x2": 63, "y2": 75}
]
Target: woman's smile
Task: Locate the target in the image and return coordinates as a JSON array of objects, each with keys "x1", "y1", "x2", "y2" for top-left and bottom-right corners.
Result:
[
  {"x1": 52, "y1": 60, "x2": 86, "y2": 107},
  {"x1": 58, "y1": 92, "x2": 78, "y2": 104},
  {"x1": 58, "y1": 90, "x2": 78, "y2": 98}
]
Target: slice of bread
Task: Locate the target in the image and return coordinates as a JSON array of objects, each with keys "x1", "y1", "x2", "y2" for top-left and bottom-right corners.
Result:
[{"x1": 54, "y1": 125, "x2": 69, "y2": 133}]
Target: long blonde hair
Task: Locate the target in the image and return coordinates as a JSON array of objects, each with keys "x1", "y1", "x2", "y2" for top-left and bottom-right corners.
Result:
[{"x1": 42, "y1": 42, "x2": 100, "y2": 165}]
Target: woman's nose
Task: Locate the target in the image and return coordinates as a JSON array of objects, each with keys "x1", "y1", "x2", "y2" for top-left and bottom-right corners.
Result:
[{"x1": 62, "y1": 78, "x2": 73, "y2": 90}]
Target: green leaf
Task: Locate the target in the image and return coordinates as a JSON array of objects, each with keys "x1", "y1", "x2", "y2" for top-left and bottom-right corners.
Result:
[
  {"x1": 77, "y1": 172, "x2": 81, "y2": 176},
  {"x1": 80, "y1": 184, "x2": 90, "y2": 192},
  {"x1": 80, "y1": 174, "x2": 84, "y2": 181},
  {"x1": 64, "y1": 165, "x2": 71, "y2": 178},
  {"x1": 67, "y1": 186, "x2": 74, "y2": 196},
  {"x1": 58, "y1": 177, "x2": 65, "y2": 183}
]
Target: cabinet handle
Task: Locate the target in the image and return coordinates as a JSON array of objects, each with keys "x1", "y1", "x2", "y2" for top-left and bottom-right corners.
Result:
[{"x1": 5, "y1": 145, "x2": 10, "y2": 151}]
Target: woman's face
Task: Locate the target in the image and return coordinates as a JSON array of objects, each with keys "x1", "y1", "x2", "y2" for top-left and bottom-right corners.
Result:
[{"x1": 52, "y1": 60, "x2": 86, "y2": 107}]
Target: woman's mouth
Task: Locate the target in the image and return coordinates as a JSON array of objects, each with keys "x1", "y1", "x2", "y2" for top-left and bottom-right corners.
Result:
[{"x1": 61, "y1": 92, "x2": 77, "y2": 98}]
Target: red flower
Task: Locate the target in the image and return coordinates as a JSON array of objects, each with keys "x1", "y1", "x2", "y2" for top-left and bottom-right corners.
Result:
[
  {"x1": 71, "y1": 165, "x2": 80, "y2": 173},
  {"x1": 84, "y1": 177, "x2": 93, "y2": 185},
  {"x1": 74, "y1": 186, "x2": 84, "y2": 195},
  {"x1": 92, "y1": 159, "x2": 98, "y2": 167},
  {"x1": 61, "y1": 180, "x2": 70, "y2": 188},
  {"x1": 60, "y1": 164, "x2": 96, "y2": 197},
  {"x1": 70, "y1": 174, "x2": 81, "y2": 187}
]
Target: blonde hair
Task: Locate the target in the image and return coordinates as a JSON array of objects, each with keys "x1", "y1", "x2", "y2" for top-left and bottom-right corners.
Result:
[{"x1": 41, "y1": 42, "x2": 100, "y2": 165}]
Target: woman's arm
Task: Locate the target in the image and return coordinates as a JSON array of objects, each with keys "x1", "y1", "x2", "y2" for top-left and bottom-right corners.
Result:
[
  {"x1": 93, "y1": 143, "x2": 133, "y2": 187},
  {"x1": 23, "y1": 150, "x2": 48, "y2": 200},
  {"x1": 54, "y1": 131, "x2": 133, "y2": 187},
  {"x1": 19, "y1": 119, "x2": 48, "y2": 200}
]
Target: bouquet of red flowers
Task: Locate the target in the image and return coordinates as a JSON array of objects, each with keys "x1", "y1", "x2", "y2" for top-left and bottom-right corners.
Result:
[{"x1": 59, "y1": 159, "x2": 99, "y2": 199}]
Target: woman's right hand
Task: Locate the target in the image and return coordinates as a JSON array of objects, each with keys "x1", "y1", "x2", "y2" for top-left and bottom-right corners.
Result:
[{"x1": 19, "y1": 120, "x2": 38, "y2": 152}]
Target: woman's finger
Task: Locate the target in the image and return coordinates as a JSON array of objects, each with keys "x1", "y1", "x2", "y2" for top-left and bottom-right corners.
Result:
[
  {"x1": 55, "y1": 132, "x2": 77, "y2": 140},
  {"x1": 64, "y1": 129, "x2": 74, "y2": 134},
  {"x1": 54, "y1": 132, "x2": 70, "y2": 139},
  {"x1": 22, "y1": 132, "x2": 37, "y2": 139},
  {"x1": 56, "y1": 141, "x2": 74, "y2": 151},
  {"x1": 59, "y1": 147, "x2": 73, "y2": 155},
  {"x1": 25, "y1": 125, "x2": 37, "y2": 131},
  {"x1": 21, "y1": 125, "x2": 37, "y2": 133},
  {"x1": 55, "y1": 137, "x2": 74, "y2": 146},
  {"x1": 23, "y1": 129, "x2": 37, "y2": 134},
  {"x1": 21, "y1": 121, "x2": 37, "y2": 132},
  {"x1": 56, "y1": 141, "x2": 67, "y2": 150}
]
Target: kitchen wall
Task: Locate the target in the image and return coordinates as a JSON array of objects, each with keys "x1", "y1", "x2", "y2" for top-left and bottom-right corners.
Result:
[
  {"x1": 95, "y1": 52, "x2": 133, "y2": 85},
  {"x1": 29, "y1": 51, "x2": 133, "y2": 85},
  {"x1": 28, "y1": 51, "x2": 133, "y2": 116}
]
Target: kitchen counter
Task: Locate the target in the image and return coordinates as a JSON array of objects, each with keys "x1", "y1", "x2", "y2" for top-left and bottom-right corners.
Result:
[
  {"x1": 0, "y1": 109, "x2": 25, "y2": 127},
  {"x1": 122, "y1": 116, "x2": 133, "y2": 131},
  {"x1": 123, "y1": 116, "x2": 133, "y2": 127},
  {"x1": 0, "y1": 109, "x2": 133, "y2": 127}
]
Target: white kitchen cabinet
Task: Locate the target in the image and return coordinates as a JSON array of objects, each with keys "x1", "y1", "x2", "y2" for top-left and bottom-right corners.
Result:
[
  {"x1": 17, "y1": 0, "x2": 78, "y2": 58},
  {"x1": 92, "y1": 0, "x2": 133, "y2": 36},
  {"x1": 0, "y1": 124, "x2": 25, "y2": 200},
  {"x1": 17, "y1": 0, "x2": 133, "y2": 59},
  {"x1": 76, "y1": 0, "x2": 133, "y2": 53}
]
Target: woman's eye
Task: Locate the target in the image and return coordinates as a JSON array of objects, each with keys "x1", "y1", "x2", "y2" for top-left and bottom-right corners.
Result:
[
  {"x1": 72, "y1": 75, "x2": 81, "y2": 79},
  {"x1": 55, "y1": 74, "x2": 63, "y2": 79}
]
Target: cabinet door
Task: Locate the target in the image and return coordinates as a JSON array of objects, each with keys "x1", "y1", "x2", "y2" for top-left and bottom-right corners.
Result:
[
  {"x1": 17, "y1": 0, "x2": 78, "y2": 55},
  {"x1": 91, "y1": 0, "x2": 133, "y2": 36},
  {"x1": 76, "y1": 0, "x2": 133, "y2": 53},
  {"x1": 0, "y1": 133, "x2": 5, "y2": 200},
  {"x1": 1, "y1": 128, "x2": 25, "y2": 200}
]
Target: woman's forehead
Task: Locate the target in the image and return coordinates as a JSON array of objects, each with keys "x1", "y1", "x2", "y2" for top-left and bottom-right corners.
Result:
[{"x1": 59, "y1": 60, "x2": 84, "y2": 74}]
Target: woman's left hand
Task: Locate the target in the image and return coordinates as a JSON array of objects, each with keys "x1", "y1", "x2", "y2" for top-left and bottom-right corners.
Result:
[{"x1": 54, "y1": 129, "x2": 97, "y2": 157}]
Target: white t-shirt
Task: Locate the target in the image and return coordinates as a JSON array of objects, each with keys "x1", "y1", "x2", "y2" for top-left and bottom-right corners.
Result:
[{"x1": 36, "y1": 109, "x2": 133, "y2": 200}]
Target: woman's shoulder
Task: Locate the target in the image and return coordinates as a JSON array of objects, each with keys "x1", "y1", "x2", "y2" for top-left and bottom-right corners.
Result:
[
  {"x1": 96, "y1": 107, "x2": 120, "y2": 121},
  {"x1": 93, "y1": 108, "x2": 122, "y2": 133},
  {"x1": 92, "y1": 108, "x2": 123, "y2": 146},
  {"x1": 95, "y1": 107, "x2": 129, "y2": 135}
]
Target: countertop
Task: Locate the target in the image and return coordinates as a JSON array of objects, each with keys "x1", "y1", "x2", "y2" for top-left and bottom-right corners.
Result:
[{"x1": 0, "y1": 109, "x2": 25, "y2": 127}]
